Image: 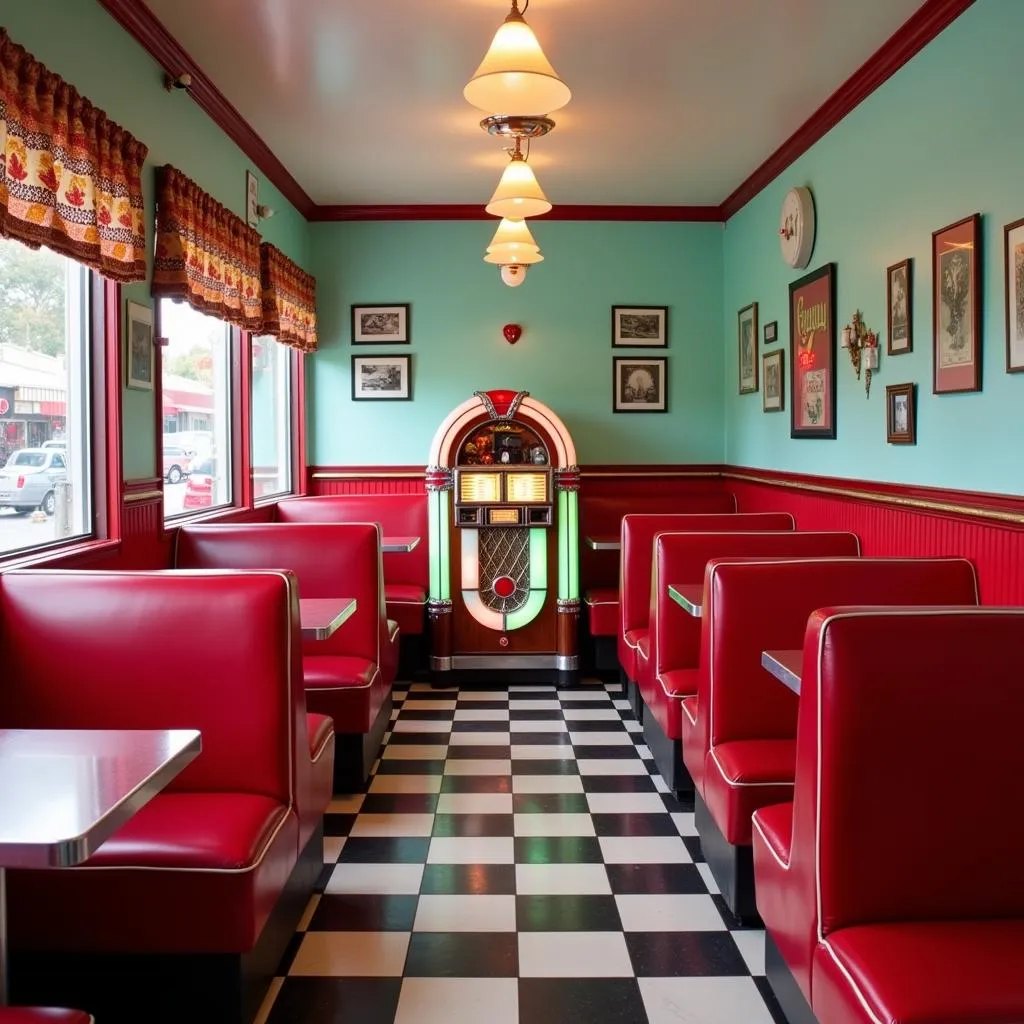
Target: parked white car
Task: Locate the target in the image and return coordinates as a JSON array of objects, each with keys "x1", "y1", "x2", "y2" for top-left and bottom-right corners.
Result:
[{"x1": 0, "y1": 448, "x2": 68, "y2": 515}]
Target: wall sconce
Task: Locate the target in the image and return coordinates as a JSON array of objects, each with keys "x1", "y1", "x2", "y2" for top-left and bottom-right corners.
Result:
[
  {"x1": 163, "y1": 72, "x2": 193, "y2": 92},
  {"x1": 840, "y1": 311, "x2": 879, "y2": 397}
]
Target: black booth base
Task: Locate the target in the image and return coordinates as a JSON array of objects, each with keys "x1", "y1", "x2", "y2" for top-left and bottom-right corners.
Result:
[
  {"x1": 642, "y1": 705, "x2": 693, "y2": 797},
  {"x1": 11, "y1": 825, "x2": 324, "y2": 1024},
  {"x1": 623, "y1": 674, "x2": 645, "y2": 723},
  {"x1": 431, "y1": 667, "x2": 582, "y2": 689},
  {"x1": 694, "y1": 792, "x2": 760, "y2": 923},
  {"x1": 766, "y1": 931, "x2": 820, "y2": 1024},
  {"x1": 334, "y1": 690, "x2": 393, "y2": 792}
]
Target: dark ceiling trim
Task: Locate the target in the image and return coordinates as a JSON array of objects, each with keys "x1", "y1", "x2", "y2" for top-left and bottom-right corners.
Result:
[
  {"x1": 99, "y1": 0, "x2": 972, "y2": 225},
  {"x1": 309, "y1": 204, "x2": 724, "y2": 222},
  {"x1": 96, "y1": 0, "x2": 316, "y2": 219},
  {"x1": 719, "y1": 0, "x2": 976, "y2": 219}
]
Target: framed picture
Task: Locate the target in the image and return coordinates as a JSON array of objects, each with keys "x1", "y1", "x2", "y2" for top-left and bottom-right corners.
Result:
[
  {"x1": 351, "y1": 304, "x2": 410, "y2": 344},
  {"x1": 789, "y1": 263, "x2": 837, "y2": 439},
  {"x1": 885, "y1": 382, "x2": 916, "y2": 445},
  {"x1": 126, "y1": 301, "x2": 154, "y2": 391},
  {"x1": 763, "y1": 320, "x2": 778, "y2": 344},
  {"x1": 245, "y1": 170, "x2": 259, "y2": 229},
  {"x1": 738, "y1": 302, "x2": 758, "y2": 393},
  {"x1": 613, "y1": 357, "x2": 667, "y2": 413},
  {"x1": 762, "y1": 349, "x2": 785, "y2": 413},
  {"x1": 351, "y1": 355, "x2": 411, "y2": 401},
  {"x1": 1004, "y1": 217, "x2": 1024, "y2": 372},
  {"x1": 886, "y1": 258, "x2": 912, "y2": 355},
  {"x1": 611, "y1": 306, "x2": 668, "y2": 348},
  {"x1": 933, "y1": 213, "x2": 981, "y2": 393}
]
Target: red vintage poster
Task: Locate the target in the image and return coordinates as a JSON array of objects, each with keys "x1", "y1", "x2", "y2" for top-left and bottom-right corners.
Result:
[
  {"x1": 789, "y1": 263, "x2": 837, "y2": 439},
  {"x1": 933, "y1": 214, "x2": 981, "y2": 393}
]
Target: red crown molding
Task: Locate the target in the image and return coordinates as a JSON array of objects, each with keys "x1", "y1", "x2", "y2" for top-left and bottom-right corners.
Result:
[
  {"x1": 309, "y1": 204, "x2": 723, "y2": 222},
  {"x1": 96, "y1": 0, "x2": 316, "y2": 219},
  {"x1": 719, "y1": 0, "x2": 976, "y2": 219}
]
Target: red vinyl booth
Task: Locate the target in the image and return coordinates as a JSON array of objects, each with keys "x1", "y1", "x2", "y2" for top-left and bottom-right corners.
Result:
[
  {"x1": 175, "y1": 522, "x2": 396, "y2": 791},
  {"x1": 641, "y1": 529, "x2": 857, "y2": 792},
  {"x1": 753, "y1": 607, "x2": 1024, "y2": 1024},
  {"x1": 693, "y1": 557, "x2": 978, "y2": 921},
  {"x1": 0, "y1": 569, "x2": 321, "y2": 1024},
  {"x1": 618, "y1": 512, "x2": 794, "y2": 715}
]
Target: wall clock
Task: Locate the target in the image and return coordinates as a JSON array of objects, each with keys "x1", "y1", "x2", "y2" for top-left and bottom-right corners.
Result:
[{"x1": 779, "y1": 186, "x2": 816, "y2": 269}]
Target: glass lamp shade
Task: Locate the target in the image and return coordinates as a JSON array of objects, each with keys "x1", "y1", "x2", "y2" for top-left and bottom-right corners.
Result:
[
  {"x1": 486, "y1": 156, "x2": 552, "y2": 218},
  {"x1": 500, "y1": 265, "x2": 529, "y2": 287},
  {"x1": 486, "y1": 217, "x2": 540, "y2": 252},
  {"x1": 484, "y1": 245, "x2": 544, "y2": 266},
  {"x1": 464, "y1": 9, "x2": 571, "y2": 115}
]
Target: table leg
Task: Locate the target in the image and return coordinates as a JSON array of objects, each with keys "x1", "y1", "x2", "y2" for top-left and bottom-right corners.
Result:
[{"x1": 0, "y1": 865, "x2": 7, "y2": 1005}]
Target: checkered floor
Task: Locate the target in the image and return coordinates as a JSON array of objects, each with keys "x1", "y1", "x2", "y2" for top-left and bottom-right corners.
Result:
[{"x1": 256, "y1": 680, "x2": 786, "y2": 1024}]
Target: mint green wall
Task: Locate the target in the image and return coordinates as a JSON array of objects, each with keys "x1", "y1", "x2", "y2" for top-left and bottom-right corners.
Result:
[
  {"x1": 4, "y1": 1, "x2": 310, "y2": 480},
  {"x1": 723, "y1": 1, "x2": 1024, "y2": 494},
  {"x1": 310, "y1": 221, "x2": 724, "y2": 465}
]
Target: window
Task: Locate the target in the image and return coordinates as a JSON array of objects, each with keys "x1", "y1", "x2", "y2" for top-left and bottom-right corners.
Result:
[
  {"x1": 0, "y1": 239, "x2": 92, "y2": 557},
  {"x1": 160, "y1": 299, "x2": 231, "y2": 519},
  {"x1": 250, "y1": 335, "x2": 292, "y2": 500}
]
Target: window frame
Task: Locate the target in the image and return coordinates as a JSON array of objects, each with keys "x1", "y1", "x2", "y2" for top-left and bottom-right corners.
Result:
[{"x1": 250, "y1": 334, "x2": 301, "y2": 506}]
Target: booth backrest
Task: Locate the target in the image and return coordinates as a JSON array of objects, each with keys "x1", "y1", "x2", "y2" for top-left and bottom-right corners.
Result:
[
  {"x1": 276, "y1": 494, "x2": 428, "y2": 590},
  {"x1": 0, "y1": 569, "x2": 301, "y2": 804},
  {"x1": 175, "y1": 522, "x2": 385, "y2": 665},
  {"x1": 704, "y1": 557, "x2": 979, "y2": 745},
  {"x1": 795, "y1": 607, "x2": 1024, "y2": 939},
  {"x1": 654, "y1": 531, "x2": 861, "y2": 684},
  {"x1": 623, "y1": 512, "x2": 794, "y2": 638}
]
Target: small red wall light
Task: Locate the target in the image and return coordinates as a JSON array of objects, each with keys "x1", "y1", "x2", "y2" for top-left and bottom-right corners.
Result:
[{"x1": 503, "y1": 323, "x2": 522, "y2": 345}]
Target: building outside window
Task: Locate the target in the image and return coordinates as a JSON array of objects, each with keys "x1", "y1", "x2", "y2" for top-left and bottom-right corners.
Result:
[
  {"x1": 160, "y1": 299, "x2": 231, "y2": 519},
  {"x1": 0, "y1": 239, "x2": 91, "y2": 557},
  {"x1": 250, "y1": 335, "x2": 292, "y2": 500}
]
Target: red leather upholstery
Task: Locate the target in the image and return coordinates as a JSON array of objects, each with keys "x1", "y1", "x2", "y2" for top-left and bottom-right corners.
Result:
[
  {"x1": 276, "y1": 494, "x2": 427, "y2": 636},
  {"x1": 700, "y1": 557, "x2": 976, "y2": 844},
  {"x1": 0, "y1": 1013, "x2": 93, "y2": 1023},
  {"x1": 754, "y1": 606, "x2": 1024, "y2": 1020},
  {"x1": 583, "y1": 586, "x2": 618, "y2": 637},
  {"x1": 0, "y1": 569, "x2": 304, "y2": 956},
  {"x1": 306, "y1": 711, "x2": 335, "y2": 836},
  {"x1": 619, "y1": 512, "x2": 794, "y2": 683}
]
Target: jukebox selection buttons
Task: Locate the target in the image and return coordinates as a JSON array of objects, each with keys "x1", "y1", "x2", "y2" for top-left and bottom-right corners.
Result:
[{"x1": 493, "y1": 575, "x2": 517, "y2": 599}]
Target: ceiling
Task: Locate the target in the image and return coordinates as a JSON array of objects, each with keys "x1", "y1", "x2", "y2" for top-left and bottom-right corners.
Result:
[{"x1": 142, "y1": 0, "x2": 926, "y2": 209}]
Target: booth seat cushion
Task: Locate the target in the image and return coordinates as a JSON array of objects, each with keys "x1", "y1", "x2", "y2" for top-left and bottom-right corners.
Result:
[
  {"x1": 584, "y1": 587, "x2": 618, "y2": 636},
  {"x1": 303, "y1": 657, "x2": 387, "y2": 734},
  {"x1": 680, "y1": 695, "x2": 703, "y2": 793},
  {"x1": 812, "y1": 921, "x2": 1024, "y2": 1024},
  {"x1": 9, "y1": 799, "x2": 298, "y2": 954},
  {"x1": 308, "y1": 712, "x2": 334, "y2": 761},
  {"x1": 704, "y1": 740, "x2": 795, "y2": 845},
  {"x1": 0, "y1": 1012, "x2": 94, "y2": 1023},
  {"x1": 384, "y1": 584, "x2": 426, "y2": 636},
  {"x1": 647, "y1": 668, "x2": 699, "y2": 742}
]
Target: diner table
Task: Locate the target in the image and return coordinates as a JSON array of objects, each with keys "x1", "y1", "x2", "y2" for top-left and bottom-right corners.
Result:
[
  {"x1": 299, "y1": 597, "x2": 357, "y2": 641},
  {"x1": 668, "y1": 583, "x2": 703, "y2": 618},
  {"x1": 584, "y1": 535, "x2": 620, "y2": 551},
  {"x1": 761, "y1": 649, "x2": 802, "y2": 694},
  {"x1": 0, "y1": 727, "x2": 202, "y2": 1004},
  {"x1": 382, "y1": 536, "x2": 421, "y2": 553}
]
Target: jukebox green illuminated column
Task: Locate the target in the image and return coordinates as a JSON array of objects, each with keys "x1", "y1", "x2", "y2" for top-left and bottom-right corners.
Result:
[{"x1": 426, "y1": 390, "x2": 579, "y2": 686}]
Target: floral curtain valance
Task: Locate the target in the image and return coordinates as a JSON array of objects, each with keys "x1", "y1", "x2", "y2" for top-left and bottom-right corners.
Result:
[
  {"x1": 260, "y1": 242, "x2": 317, "y2": 353},
  {"x1": 152, "y1": 164, "x2": 263, "y2": 332},
  {"x1": 0, "y1": 27, "x2": 148, "y2": 282}
]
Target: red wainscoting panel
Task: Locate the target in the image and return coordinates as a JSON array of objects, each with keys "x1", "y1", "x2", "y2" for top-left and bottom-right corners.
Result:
[
  {"x1": 310, "y1": 466, "x2": 426, "y2": 496},
  {"x1": 119, "y1": 478, "x2": 167, "y2": 569}
]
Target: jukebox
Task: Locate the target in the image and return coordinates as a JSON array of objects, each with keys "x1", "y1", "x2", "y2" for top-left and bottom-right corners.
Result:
[{"x1": 426, "y1": 390, "x2": 580, "y2": 686}]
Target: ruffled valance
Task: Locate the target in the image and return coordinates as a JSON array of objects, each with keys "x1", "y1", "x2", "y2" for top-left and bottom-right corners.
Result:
[{"x1": 260, "y1": 242, "x2": 317, "y2": 353}]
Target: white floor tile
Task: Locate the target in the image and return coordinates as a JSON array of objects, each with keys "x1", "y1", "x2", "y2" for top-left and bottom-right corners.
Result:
[
  {"x1": 382, "y1": 744, "x2": 448, "y2": 760},
  {"x1": 696, "y1": 862, "x2": 720, "y2": 895},
  {"x1": 401, "y1": 699, "x2": 457, "y2": 711},
  {"x1": 569, "y1": 731, "x2": 634, "y2": 746},
  {"x1": 448, "y1": 731, "x2": 511, "y2": 745},
  {"x1": 454, "y1": 708, "x2": 510, "y2": 721},
  {"x1": 672, "y1": 811, "x2": 698, "y2": 836},
  {"x1": 557, "y1": 691, "x2": 612, "y2": 702},
  {"x1": 652, "y1": 774, "x2": 670, "y2": 793},
  {"x1": 427, "y1": 836, "x2": 515, "y2": 864},
  {"x1": 369, "y1": 774, "x2": 444, "y2": 794},
  {"x1": 639, "y1": 977, "x2": 777, "y2": 1024},
  {"x1": 413, "y1": 894, "x2": 517, "y2": 932},
  {"x1": 394, "y1": 978, "x2": 519, "y2": 1024},
  {"x1": 436, "y1": 793, "x2": 514, "y2": 815},
  {"x1": 598, "y1": 835, "x2": 692, "y2": 864},
  {"x1": 562, "y1": 707, "x2": 620, "y2": 721},
  {"x1": 511, "y1": 774, "x2": 584, "y2": 794},
  {"x1": 457, "y1": 691, "x2": 510, "y2": 702},
  {"x1": 576, "y1": 758, "x2": 649, "y2": 776},
  {"x1": 327, "y1": 794, "x2": 365, "y2": 813},
  {"x1": 731, "y1": 929, "x2": 767, "y2": 975},
  {"x1": 349, "y1": 813, "x2": 435, "y2": 838},
  {"x1": 325, "y1": 862, "x2": 424, "y2": 895},
  {"x1": 507, "y1": 699, "x2": 561, "y2": 711},
  {"x1": 443, "y1": 758, "x2": 512, "y2": 775},
  {"x1": 625, "y1": 720, "x2": 643, "y2": 733},
  {"x1": 513, "y1": 812, "x2": 596, "y2": 837},
  {"x1": 615, "y1": 894, "x2": 725, "y2": 931},
  {"x1": 586, "y1": 792, "x2": 668, "y2": 814},
  {"x1": 510, "y1": 744, "x2": 575, "y2": 759},
  {"x1": 508, "y1": 719, "x2": 568, "y2": 733},
  {"x1": 515, "y1": 863, "x2": 611, "y2": 895},
  {"x1": 289, "y1": 931, "x2": 409, "y2": 976},
  {"x1": 518, "y1": 932, "x2": 632, "y2": 977},
  {"x1": 392, "y1": 719, "x2": 454, "y2": 733},
  {"x1": 323, "y1": 836, "x2": 345, "y2": 862},
  {"x1": 637, "y1": 744, "x2": 655, "y2": 759}
]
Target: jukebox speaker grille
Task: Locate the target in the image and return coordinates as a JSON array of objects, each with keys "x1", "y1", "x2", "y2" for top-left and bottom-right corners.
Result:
[{"x1": 479, "y1": 527, "x2": 530, "y2": 613}]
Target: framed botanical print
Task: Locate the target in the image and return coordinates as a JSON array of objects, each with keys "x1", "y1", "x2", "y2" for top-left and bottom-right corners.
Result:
[
  {"x1": 886, "y1": 258, "x2": 912, "y2": 355},
  {"x1": 762, "y1": 349, "x2": 784, "y2": 412},
  {"x1": 1004, "y1": 217, "x2": 1024, "y2": 372},
  {"x1": 612, "y1": 357, "x2": 667, "y2": 412},
  {"x1": 738, "y1": 302, "x2": 758, "y2": 394},
  {"x1": 789, "y1": 263, "x2": 837, "y2": 439},
  {"x1": 932, "y1": 214, "x2": 981, "y2": 393}
]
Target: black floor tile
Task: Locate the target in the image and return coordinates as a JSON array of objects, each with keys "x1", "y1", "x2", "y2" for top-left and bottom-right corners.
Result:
[
  {"x1": 516, "y1": 894, "x2": 622, "y2": 931},
  {"x1": 605, "y1": 862, "x2": 708, "y2": 894},
  {"x1": 518, "y1": 978, "x2": 646, "y2": 1024},
  {"x1": 507, "y1": 708, "x2": 566, "y2": 721},
  {"x1": 432, "y1": 813, "x2": 515, "y2": 837},
  {"x1": 591, "y1": 812, "x2": 679, "y2": 837},
  {"x1": 683, "y1": 835, "x2": 704, "y2": 862},
  {"x1": 626, "y1": 930, "x2": 750, "y2": 977},
  {"x1": 564, "y1": 719, "x2": 627, "y2": 732},
  {"x1": 510, "y1": 732, "x2": 574, "y2": 746},
  {"x1": 440, "y1": 774, "x2": 513, "y2": 793},
  {"x1": 386, "y1": 731, "x2": 452, "y2": 745},
  {"x1": 267, "y1": 977, "x2": 402, "y2": 1024},
  {"x1": 571, "y1": 745, "x2": 645, "y2": 760},
  {"x1": 360, "y1": 793, "x2": 440, "y2": 815},
  {"x1": 420, "y1": 863, "x2": 517, "y2": 895},
  {"x1": 445, "y1": 744, "x2": 512, "y2": 759},
  {"x1": 453, "y1": 700, "x2": 509, "y2": 712},
  {"x1": 451, "y1": 719, "x2": 512, "y2": 732},
  {"x1": 323, "y1": 812, "x2": 358, "y2": 837},
  {"x1": 404, "y1": 932, "x2": 518, "y2": 977},
  {"x1": 374, "y1": 759, "x2": 446, "y2": 775},
  {"x1": 398, "y1": 708, "x2": 458, "y2": 720},
  {"x1": 755, "y1": 976, "x2": 794, "y2": 1024},
  {"x1": 514, "y1": 836, "x2": 604, "y2": 864},
  {"x1": 273, "y1": 931, "x2": 304, "y2": 976},
  {"x1": 337, "y1": 837, "x2": 431, "y2": 863},
  {"x1": 512, "y1": 792, "x2": 590, "y2": 815},
  {"x1": 313, "y1": 863, "x2": 333, "y2": 894},
  {"x1": 307, "y1": 894, "x2": 419, "y2": 932},
  {"x1": 510, "y1": 759, "x2": 580, "y2": 775},
  {"x1": 579, "y1": 774, "x2": 657, "y2": 793},
  {"x1": 660, "y1": 791, "x2": 696, "y2": 813}
]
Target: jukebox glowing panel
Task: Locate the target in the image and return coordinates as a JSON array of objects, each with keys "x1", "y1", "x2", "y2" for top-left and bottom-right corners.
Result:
[{"x1": 427, "y1": 390, "x2": 579, "y2": 685}]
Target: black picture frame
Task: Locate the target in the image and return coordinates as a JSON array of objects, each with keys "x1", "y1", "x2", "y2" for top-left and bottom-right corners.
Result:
[
  {"x1": 886, "y1": 258, "x2": 912, "y2": 355},
  {"x1": 789, "y1": 263, "x2": 837, "y2": 440},
  {"x1": 351, "y1": 354, "x2": 412, "y2": 401},
  {"x1": 612, "y1": 356, "x2": 667, "y2": 412},
  {"x1": 763, "y1": 320, "x2": 778, "y2": 344},
  {"x1": 351, "y1": 304, "x2": 411, "y2": 344},
  {"x1": 611, "y1": 306, "x2": 668, "y2": 348},
  {"x1": 886, "y1": 382, "x2": 916, "y2": 444}
]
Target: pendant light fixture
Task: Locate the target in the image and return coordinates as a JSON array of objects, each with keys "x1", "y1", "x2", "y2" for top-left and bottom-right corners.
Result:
[
  {"x1": 464, "y1": 0, "x2": 571, "y2": 117},
  {"x1": 486, "y1": 138, "x2": 551, "y2": 219},
  {"x1": 484, "y1": 218, "x2": 544, "y2": 288}
]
